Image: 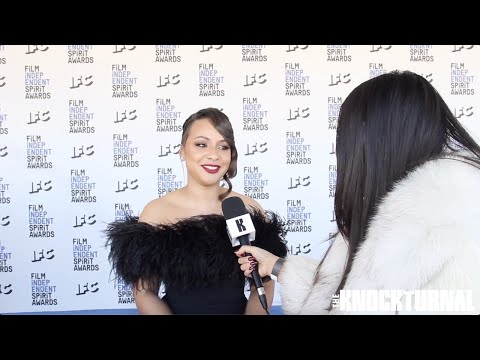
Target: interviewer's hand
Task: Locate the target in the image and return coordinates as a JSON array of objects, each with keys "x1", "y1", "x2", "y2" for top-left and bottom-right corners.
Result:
[{"x1": 235, "y1": 245, "x2": 279, "y2": 278}]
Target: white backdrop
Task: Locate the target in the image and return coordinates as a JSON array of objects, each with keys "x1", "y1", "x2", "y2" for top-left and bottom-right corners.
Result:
[{"x1": 0, "y1": 45, "x2": 479, "y2": 313}]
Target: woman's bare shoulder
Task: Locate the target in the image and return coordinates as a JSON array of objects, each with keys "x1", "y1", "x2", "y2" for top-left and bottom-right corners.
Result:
[{"x1": 139, "y1": 191, "x2": 184, "y2": 225}]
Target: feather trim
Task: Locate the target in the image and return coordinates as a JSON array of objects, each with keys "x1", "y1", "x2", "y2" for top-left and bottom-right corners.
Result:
[{"x1": 105, "y1": 208, "x2": 288, "y2": 290}]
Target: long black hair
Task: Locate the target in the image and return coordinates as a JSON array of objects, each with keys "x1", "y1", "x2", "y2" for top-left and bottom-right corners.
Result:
[
  {"x1": 181, "y1": 107, "x2": 238, "y2": 201},
  {"x1": 317, "y1": 70, "x2": 480, "y2": 297}
]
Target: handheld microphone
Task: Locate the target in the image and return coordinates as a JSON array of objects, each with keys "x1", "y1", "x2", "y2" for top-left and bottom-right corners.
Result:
[{"x1": 222, "y1": 196, "x2": 269, "y2": 313}]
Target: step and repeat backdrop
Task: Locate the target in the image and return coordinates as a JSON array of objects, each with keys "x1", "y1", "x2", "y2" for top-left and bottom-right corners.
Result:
[{"x1": 0, "y1": 45, "x2": 479, "y2": 313}]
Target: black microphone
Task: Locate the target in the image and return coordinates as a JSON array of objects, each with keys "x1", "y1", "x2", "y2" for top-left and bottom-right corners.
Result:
[{"x1": 222, "y1": 196, "x2": 269, "y2": 313}]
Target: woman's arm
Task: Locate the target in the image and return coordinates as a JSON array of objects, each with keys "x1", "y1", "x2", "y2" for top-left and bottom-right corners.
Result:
[
  {"x1": 132, "y1": 279, "x2": 173, "y2": 315},
  {"x1": 132, "y1": 200, "x2": 174, "y2": 315},
  {"x1": 236, "y1": 235, "x2": 347, "y2": 315}
]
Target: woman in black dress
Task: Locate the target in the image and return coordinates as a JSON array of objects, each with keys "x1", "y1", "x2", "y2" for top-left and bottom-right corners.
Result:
[{"x1": 106, "y1": 108, "x2": 287, "y2": 314}]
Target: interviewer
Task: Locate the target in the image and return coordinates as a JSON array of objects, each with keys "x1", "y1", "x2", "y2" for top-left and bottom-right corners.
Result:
[{"x1": 236, "y1": 70, "x2": 480, "y2": 315}]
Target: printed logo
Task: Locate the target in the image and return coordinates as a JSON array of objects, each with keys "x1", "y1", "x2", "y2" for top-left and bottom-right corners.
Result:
[
  {"x1": 245, "y1": 142, "x2": 268, "y2": 156},
  {"x1": 157, "y1": 168, "x2": 183, "y2": 197},
  {"x1": 286, "y1": 132, "x2": 312, "y2": 165},
  {"x1": 114, "y1": 203, "x2": 134, "y2": 220},
  {"x1": 69, "y1": 100, "x2": 95, "y2": 133},
  {"x1": 28, "y1": 110, "x2": 51, "y2": 126},
  {"x1": 28, "y1": 204, "x2": 55, "y2": 238},
  {"x1": 369, "y1": 63, "x2": 387, "y2": 78},
  {"x1": 1, "y1": 215, "x2": 10, "y2": 226},
  {"x1": 26, "y1": 45, "x2": 49, "y2": 55},
  {"x1": 243, "y1": 98, "x2": 268, "y2": 131},
  {"x1": 287, "y1": 107, "x2": 310, "y2": 121},
  {"x1": 27, "y1": 136, "x2": 53, "y2": 169},
  {"x1": 327, "y1": 97, "x2": 342, "y2": 130},
  {"x1": 285, "y1": 63, "x2": 310, "y2": 95},
  {"x1": 327, "y1": 45, "x2": 352, "y2": 62},
  {"x1": 68, "y1": 45, "x2": 94, "y2": 63},
  {"x1": 200, "y1": 45, "x2": 223, "y2": 53},
  {"x1": 454, "y1": 106, "x2": 473, "y2": 119},
  {"x1": 115, "y1": 178, "x2": 139, "y2": 193},
  {"x1": 288, "y1": 175, "x2": 310, "y2": 190},
  {"x1": 69, "y1": 74, "x2": 93, "y2": 90},
  {"x1": 285, "y1": 45, "x2": 308, "y2": 52},
  {"x1": 241, "y1": 45, "x2": 267, "y2": 62},
  {"x1": 112, "y1": 64, "x2": 138, "y2": 98},
  {"x1": 73, "y1": 238, "x2": 99, "y2": 271},
  {"x1": 31, "y1": 248, "x2": 55, "y2": 263},
  {"x1": 157, "y1": 72, "x2": 180, "y2": 88},
  {"x1": 115, "y1": 109, "x2": 137, "y2": 124},
  {"x1": 31, "y1": 272, "x2": 58, "y2": 306},
  {"x1": 369, "y1": 45, "x2": 392, "y2": 52},
  {"x1": 410, "y1": 45, "x2": 434, "y2": 62},
  {"x1": 155, "y1": 45, "x2": 181, "y2": 62},
  {"x1": 329, "y1": 164, "x2": 336, "y2": 198},
  {"x1": 158, "y1": 144, "x2": 180, "y2": 158},
  {"x1": 451, "y1": 63, "x2": 475, "y2": 95},
  {"x1": 25, "y1": 65, "x2": 51, "y2": 99},
  {"x1": 0, "y1": 44, "x2": 6, "y2": 65},
  {"x1": 0, "y1": 107, "x2": 8, "y2": 134},
  {"x1": 199, "y1": 63, "x2": 225, "y2": 96},
  {"x1": 156, "y1": 99, "x2": 182, "y2": 132},
  {"x1": 0, "y1": 283, "x2": 13, "y2": 295},
  {"x1": 452, "y1": 45, "x2": 475, "y2": 52},
  {"x1": 113, "y1": 45, "x2": 136, "y2": 54},
  {"x1": 286, "y1": 200, "x2": 312, "y2": 233},
  {"x1": 73, "y1": 214, "x2": 96, "y2": 228},
  {"x1": 116, "y1": 278, "x2": 135, "y2": 304},
  {"x1": 71, "y1": 144, "x2": 94, "y2": 159},
  {"x1": 0, "y1": 177, "x2": 10, "y2": 204},
  {"x1": 76, "y1": 281, "x2": 99, "y2": 296},
  {"x1": 71, "y1": 169, "x2": 96, "y2": 203},
  {"x1": 29, "y1": 180, "x2": 53, "y2": 195},
  {"x1": 244, "y1": 166, "x2": 269, "y2": 200},
  {"x1": 113, "y1": 134, "x2": 139, "y2": 167},
  {"x1": 285, "y1": 241, "x2": 312, "y2": 255},
  {"x1": 329, "y1": 72, "x2": 351, "y2": 87},
  {"x1": 0, "y1": 244, "x2": 13, "y2": 272}
]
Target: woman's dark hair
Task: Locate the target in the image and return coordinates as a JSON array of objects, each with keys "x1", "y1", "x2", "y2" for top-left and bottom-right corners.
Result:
[
  {"x1": 318, "y1": 70, "x2": 480, "y2": 298},
  {"x1": 181, "y1": 107, "x2": 238, "y2": 201}
]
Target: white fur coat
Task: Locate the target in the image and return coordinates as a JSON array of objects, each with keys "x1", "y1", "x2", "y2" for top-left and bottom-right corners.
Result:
[{"x1": 279, "y1": 153, "x2": 480, "y2": 314}]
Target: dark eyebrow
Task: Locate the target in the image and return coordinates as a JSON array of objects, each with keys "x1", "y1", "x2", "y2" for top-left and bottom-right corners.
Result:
[{"x1": 194, "y1": 136, "x2": 227, "y2": 143}]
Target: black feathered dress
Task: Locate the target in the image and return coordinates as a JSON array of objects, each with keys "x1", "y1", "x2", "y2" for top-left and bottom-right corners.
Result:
[{"x1": 105, "y1": 208, "x2": 288, "y2": 314}]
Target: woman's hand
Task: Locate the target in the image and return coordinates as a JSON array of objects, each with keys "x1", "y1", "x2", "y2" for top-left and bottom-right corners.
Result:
[{"x1": 235, "y1": 245, "x2": 279, "y2": 278}]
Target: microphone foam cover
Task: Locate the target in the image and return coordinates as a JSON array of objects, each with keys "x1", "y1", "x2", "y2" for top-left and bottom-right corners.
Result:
[{"x1": 221, "y1": 196, "x2": 248, "y2": 219}]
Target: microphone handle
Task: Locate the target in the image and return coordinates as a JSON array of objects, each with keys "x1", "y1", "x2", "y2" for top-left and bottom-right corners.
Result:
[
  {"x1": 238, "y1": 235, "x2": 268, "y2": 312},
  {"x1": 245, "y1": 251, "x2": 268, "y2": 312}
]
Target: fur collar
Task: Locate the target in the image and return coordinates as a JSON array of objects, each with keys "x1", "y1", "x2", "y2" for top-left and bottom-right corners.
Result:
[
  {"x1": 105, "y1": 209, "x2": 288, "y2": 290},
  {"x1": 280, "y1": 152, "x2": 480, "y2": 314}
]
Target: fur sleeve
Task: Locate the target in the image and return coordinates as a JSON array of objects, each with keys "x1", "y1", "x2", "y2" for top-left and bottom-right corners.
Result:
[
  {"x1": 246, "y1": 209, "x2": 289, "y2": 284},
  {"x1": 104, "y1": 216, "x2": 168, "y2": 290},
  {"x1": 249, "y1": 209, "x2": 289, "y2": 258},
  {"x1": 343, "y1": 158, "x2": 477, "y2": 292},
  {"x1": 280, "y1": 234, "x2": 347, "y2": 314},
  {"x1": 105, "y1": 210, "x2": 289, "y2": 291},
  {"x1": 105, "y1": 214, "x2": 250, "y2": 290}
]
